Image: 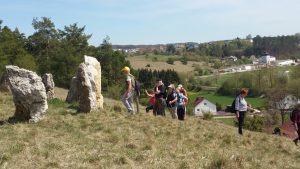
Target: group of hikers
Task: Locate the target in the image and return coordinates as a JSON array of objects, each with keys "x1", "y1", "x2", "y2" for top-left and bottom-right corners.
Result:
[
  {"x1": 121, "y1": 66, "x2": 188, "y2": 121},
  {"x1": 120, "y1": 66, "x2": 300, "y2": 145}
]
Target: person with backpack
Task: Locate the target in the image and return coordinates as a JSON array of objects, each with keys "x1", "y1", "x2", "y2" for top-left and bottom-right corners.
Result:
[
  {"x1": 166, "y1": 84, "x2": 178, "y2": 119},
  {"x1": 153, "y1": 79, "x2": 166, "y2": 116},
  {"x1": 145, "y1": 89, "x2": 155, "y2": 113},
  {"x1": 121, "y1": 66, "x2": 135, "y2": 114},
  {"x1": 178, "y1": 84, "x2": 188, "y2": 114},
  {"x1": 177, "y1": 87, "x2": 188, "y2": 121},
  {"x1": 235, "y1": 88, "x2": 249, "y2": 135},
  {"x1": 292, "y1": 104, "x2": 300, "y2": 146}
]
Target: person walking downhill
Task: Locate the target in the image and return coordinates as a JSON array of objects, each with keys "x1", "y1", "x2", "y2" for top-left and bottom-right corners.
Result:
[
  {"x1": 177, "y1": 87, "x2": 188, "y2": 121},
  {"x1": 235, "y1": 88, "x2": 249, "y2": 135},
  {"x1": 153, "y1": 79, "x2": 166, "y2": 116},
  {"x1": 292, "y1": 104, "x2": 300, "y2": 146},
  {"x1": 166, "y1": 84, "x2": 178, "y2": 119},
  {"x1": 121, "y1": 66, "x2": 135, "y2": 114},
  {"x1": 145, "y1": 89, "x2": 155, "y2": 113}
]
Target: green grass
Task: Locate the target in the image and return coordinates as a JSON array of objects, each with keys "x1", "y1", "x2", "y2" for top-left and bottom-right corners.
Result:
[
  {"x1": 1, "y1": 91, "x2": 300, "y2": 168},
  {"x1": 217, "y1": 117, "x2": 236, "y2": 126},
  {"x1": 188, "y1": 91, "x2": 266, "y2": 110}
]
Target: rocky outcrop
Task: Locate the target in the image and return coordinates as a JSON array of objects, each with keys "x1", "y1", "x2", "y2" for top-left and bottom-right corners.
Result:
[
  {"x1": 0, "y1": 73, "x2": 10, "y2": 92},
  {"x1": 42, "y1": 73, "x2": 55, "y2": 100},
  {"x1": 66, "y1": 77, "x2": 78, "y2": 103},
  {"x1": 66, "y1": 55, "x2": 103, "y2": 112},
  {"x1": 5, "y1": 65, "x2": 48, "y2": 122}
]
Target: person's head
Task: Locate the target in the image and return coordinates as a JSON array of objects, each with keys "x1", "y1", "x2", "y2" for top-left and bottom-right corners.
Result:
[
  {"x1": 156, "y1": 79, "x2": 162, "y2": 86},
  {"x1": 121, "y1": 66, "x2": 130, "y2": 75},
  {"x1": 178, "y1": 84, "x2": 183, "y2": 90},
  {"x1": 176, "y1": 87, "x2": 181, "y2": 93},
  {"x1": 148, "y1": 89, "x2": 154, "y2": 94},
  {"x1": 296, "y1": 104, "x2": 300, "y2": 111},
  {"x1": 168, "y1": 84, "x2": 175, "y2": 93},
  {"x1": 240, "y1": 88, "x2": 249, "y2": 97}
]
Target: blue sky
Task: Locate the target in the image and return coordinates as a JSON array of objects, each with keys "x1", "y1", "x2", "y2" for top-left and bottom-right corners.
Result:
[{"x1": 1, "y1": 0, "x2": 300, "y2": 45}]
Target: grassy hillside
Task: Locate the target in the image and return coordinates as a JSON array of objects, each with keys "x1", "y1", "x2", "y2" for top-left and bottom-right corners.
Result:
[{"x1": 0, "y1": 91, "x2": 299, "y2": 169}]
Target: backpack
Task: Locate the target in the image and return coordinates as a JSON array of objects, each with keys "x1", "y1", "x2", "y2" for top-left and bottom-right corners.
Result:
[
  {"x1": 230, "y1": 97, "x2": 240, "y2": 113},
  {"x1": 290, "y1": 109, "x2": 299, "y2": 123},
  {"x1": 128, "y1": 74, "x2": 141, "y2": 97}
]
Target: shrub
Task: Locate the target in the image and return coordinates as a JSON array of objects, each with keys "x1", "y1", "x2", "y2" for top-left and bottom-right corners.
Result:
[
  {"x1": 106, "y1": 85, "x2": 122, "y2": 100},
  {"x1": 216, "y1": 102, "x2": 222, "y2": 111},
  {"x1": 166, "y1": 58, "x2": 174, "y2": 65},
  {"x1": 152, "y1": 57, "x2": 158, "y2": 62},
  {"x1": 203, "y1": 112, "x2": 214, "y2": 120},
  {"x1": 244, "y1": 115, "x2": 264, "y2": 132}
]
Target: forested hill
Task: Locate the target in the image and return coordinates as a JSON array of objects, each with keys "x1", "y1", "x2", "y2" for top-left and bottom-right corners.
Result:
[{"x1": 114, "y1": 34, "x2": 300, "y2": 60}]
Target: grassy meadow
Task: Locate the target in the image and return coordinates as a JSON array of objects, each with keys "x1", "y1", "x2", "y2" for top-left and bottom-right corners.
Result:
[
  {"x1": 0, "y1": 89, "x2": 300, "y2": 169},
  {"x1": 188, "y1": 91, "x2": 266, "y2": 109},
  {"x1": 126, "y1": 54, "x2": 203, "y2": 73}
]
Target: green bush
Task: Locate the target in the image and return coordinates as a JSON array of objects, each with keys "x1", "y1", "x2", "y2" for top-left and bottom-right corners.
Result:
[
  {"x1": 166, "y1": 58, "x2": 174, "y2": 65},
  {"x1": 244, "y1": 115, "x2": 264, "y2": 132},
  {"x1": 203, "y1": 112, "x2": 214, "y2": 120},
  {"x1": 216, "y1": 102, "x2": 222, "y2": 111},
  {"x1": 106, "y1": 85, "x2": 123, "y2": 100}
]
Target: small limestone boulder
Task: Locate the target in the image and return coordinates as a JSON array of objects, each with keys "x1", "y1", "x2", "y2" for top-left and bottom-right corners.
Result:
[
  {"x1": 42, "y1": 73, "x2": 55, "y2": 100},
  {"x1": 5, "y1": 65, "x2": 48, "y2": 122},
  {"x1": 66, "y1": 76, "x2": 78, "y2": 103}
]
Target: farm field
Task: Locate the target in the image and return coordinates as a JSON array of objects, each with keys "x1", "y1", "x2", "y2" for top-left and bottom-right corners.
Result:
[{"x1": 127, "y1": 54, "x2": 205, "y2": 73}]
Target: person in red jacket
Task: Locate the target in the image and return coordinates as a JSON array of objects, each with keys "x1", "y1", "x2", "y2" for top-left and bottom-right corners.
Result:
[
  {"x1": 293, "y1": 104, "x2": 300, "y2": 146},
  {"x1": 145, "y1": 89, "x2": 155, "y2": 113}
]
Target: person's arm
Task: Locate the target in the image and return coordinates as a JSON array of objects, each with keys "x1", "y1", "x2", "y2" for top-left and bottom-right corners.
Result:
[
  {"x1": 145, "y1": 90, "x2": 152, "y2": 97},
  {"x1": 169, "y1": 96, "x2": 178, "y2": 105},
  {"x1": 126, "y1": 79, "x2": 132, "y2": 95},
  {"x1": 154, "y1": 86, "x2": 160, "y2": 94},
  {"x1": 294, "y1": 114, "x2": 299, "y2": 131}
]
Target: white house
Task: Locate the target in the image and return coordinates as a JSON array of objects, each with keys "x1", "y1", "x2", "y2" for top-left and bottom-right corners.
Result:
[
  {"x1": 259, "y1": 53, "x2": 276, "y2": 65},
  {"x1": 272, "y1": 95, "x2": 300, "y2": 110},
  {"x1": 242, "y1": 65, "x2": 253, "y2": 71},
  {"x1": 276, "y1": 60, "x2": 296, "y2": 66},
  {"x1": 193, "y1": 97, "x2": 217, "y2": 116}
]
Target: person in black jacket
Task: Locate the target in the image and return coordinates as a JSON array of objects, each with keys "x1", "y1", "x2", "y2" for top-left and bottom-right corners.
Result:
[
  {"x1": 153, "y1": 79, "x2": 166, "y2": 116},
  {"x1": 166, "y1": 84, "x2": 178, "y2": 119}
]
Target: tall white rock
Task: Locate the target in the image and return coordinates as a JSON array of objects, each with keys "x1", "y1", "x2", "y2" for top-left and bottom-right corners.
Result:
[
  {"x1": 68, "y1": 55, "x2": 103, "y2": 112},
  {"x1": 84, "y1": 55, "x2": 103, "y2": 109},
  {"x1": 5, "y1": 65, "x2": 48, "y2": 122},
  {"x1": 42, "y1": 73, "x2": 55, "y2": 100}
]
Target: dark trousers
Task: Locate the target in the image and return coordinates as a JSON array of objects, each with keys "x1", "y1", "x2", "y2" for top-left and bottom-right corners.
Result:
[
  {"x1": 153, "y1": 98, "x2": 165, "y2": 116},
  {"x1": 177, "y1": 106, "x2": 185, "y2": 121},
  {"x1": 146, "y1": 105, "x2": 153, "y2": 112},
  {"x1": 238, "y1": 111, "x2": 246, "y2": 135},
  {"x1": 296, "y1": 123, "x2": 300, "y2": 140}
]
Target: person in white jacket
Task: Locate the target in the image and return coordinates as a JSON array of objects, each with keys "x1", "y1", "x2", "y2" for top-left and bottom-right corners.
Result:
[{"x1": 235, "y1": 88, "x2": 249, "y2": 135}]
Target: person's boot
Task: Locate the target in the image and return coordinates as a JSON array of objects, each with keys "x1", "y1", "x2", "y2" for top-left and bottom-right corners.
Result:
[
  {"x1": 293, "y1": 139, "x2": 298, "y2": 146},
  {"x1": 146, "y1": 107, "x2": 149, "y2": 113}
]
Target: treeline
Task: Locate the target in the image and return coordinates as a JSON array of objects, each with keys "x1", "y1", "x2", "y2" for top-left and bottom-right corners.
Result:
[
  {"x1": 217, "y1": 66, "x2": 300, "y2": 98},
  {"x1": 165, "y1": 34, "x2": 300, "y2": 59},
  {"x1": 136, "y1": 69, "x2": 180, "y2": 89},
  {"x1": 0, "y1": 17, "x2": 130, "y2": 90}
]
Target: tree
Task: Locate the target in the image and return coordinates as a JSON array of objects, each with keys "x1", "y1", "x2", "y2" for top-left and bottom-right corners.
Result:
[
  {"x1": 166, "y1": 44, "x2": 176, "y2": 54},
  {"x1": 166, "y1": 58, "x2": 174, "y2": 65}
]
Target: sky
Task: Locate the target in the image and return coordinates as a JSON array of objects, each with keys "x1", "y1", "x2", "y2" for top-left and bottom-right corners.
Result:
[{"x1": 0, "y1": 0, "x2": 300, "y2": 45}]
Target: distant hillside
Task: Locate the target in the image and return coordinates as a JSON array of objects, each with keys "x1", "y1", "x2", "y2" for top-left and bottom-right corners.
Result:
[{"x1": 0, "y1": 89, "x2": 299, "y2": 168}]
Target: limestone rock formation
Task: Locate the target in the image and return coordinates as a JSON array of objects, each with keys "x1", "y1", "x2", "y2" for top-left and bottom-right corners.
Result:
[
  {"x1": 5, "y1": 65, "x2": 48, "y2": 122},
  {"x1": 66, "y1": 55, "x2": 103, "y2": 112},
  {"x1": 66, "y1": 77, "x2": 78, "y2": 103},
  {"x1": 42, "y1": 73, "x2": 55, "y2": 100}
]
